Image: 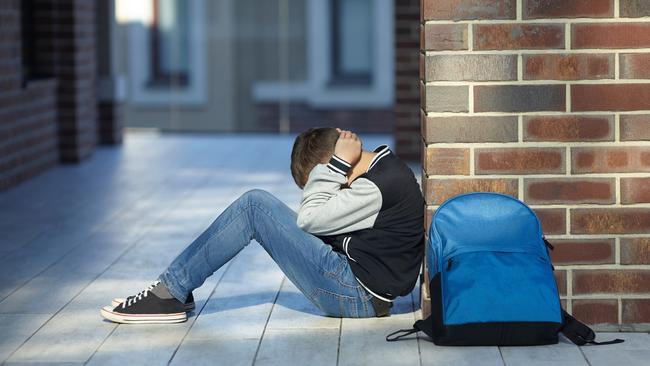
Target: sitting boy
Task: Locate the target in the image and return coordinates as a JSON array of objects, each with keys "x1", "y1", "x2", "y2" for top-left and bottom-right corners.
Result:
[{"x1": 100, "y1": 127, "x2": 425, "y2": 323}]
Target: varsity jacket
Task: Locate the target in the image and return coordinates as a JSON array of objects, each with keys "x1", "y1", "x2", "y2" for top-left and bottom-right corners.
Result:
[{"x1": 297, "y1": 144, "x2": 425, "y2": 302}]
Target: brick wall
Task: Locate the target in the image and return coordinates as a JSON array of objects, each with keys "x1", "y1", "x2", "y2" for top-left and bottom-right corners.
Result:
[
  {"x1": 33, "y1": 0, "x2": 99, "y2": 162},
  {"x1": 1, "y1": 0, "x2": 122, "y2": 191},
  {"x1": 394, "y1": 0, "x2": 421, "y2": 161},
  {"x1": 420, "y1": 0, "x2": 650, "y2": 331},
  {"x1": 0, "y1": 0, "x2": 58, "y2": 190}
]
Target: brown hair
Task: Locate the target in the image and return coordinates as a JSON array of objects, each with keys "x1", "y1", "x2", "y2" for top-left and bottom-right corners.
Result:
[{"x1": 290, "y1": 127, "x2": 340, "y2": 189}]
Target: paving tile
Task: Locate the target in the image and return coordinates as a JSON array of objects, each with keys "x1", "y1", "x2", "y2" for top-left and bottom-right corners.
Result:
[
  {"x1": 265, "y1": 280, "x2": 340, "y2": 330},
  {"x1": 169, "y1": 338, "x2": 259, "y2": 366},
  {"x1": 339, "y1": 317, "x2": 420, "y2": 366},
  {"x1": 5, "y1": 310, "x2": 116, "y2": 364},
  {"x1": 255, "y1": 328, "x2": 340, "y2": 366},
  {"x1": 0, "y1": 314, "x2": 50, "y2": 362},
  {"x1": 581, "y1": 333, "x2": 650, "y2": 366},
  {"x1": 500, "y1": 337, "x2": 588, "y2": 366},
  {"x1": 420, "y1": 342, "x2": 503, "y2": 366}
]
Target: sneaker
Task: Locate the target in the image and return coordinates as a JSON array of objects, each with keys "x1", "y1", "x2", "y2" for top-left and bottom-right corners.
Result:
[
  {"x1": 100, "y1": 282, "x2": 187, "y2": 324},
  {"x1": 111, "y1": 285, "x2": 195, "y2": 312}
]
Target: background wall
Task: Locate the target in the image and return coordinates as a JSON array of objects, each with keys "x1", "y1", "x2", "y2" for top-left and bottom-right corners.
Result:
[
  {"x1": 0, "y1": 0, "x2": 122, "y2": 191},
  {"x1": 420, "y1": 0, "x2": 650, "y2": 330},
  {"x1": 0, "y1": 0, "x2": 58, "y2": 190},
  {"x1": 394, "y1": 0, "x2": 421, "y2": 160}
]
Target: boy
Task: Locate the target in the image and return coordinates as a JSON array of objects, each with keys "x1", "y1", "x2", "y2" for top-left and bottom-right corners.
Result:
[{"x1": 100, "y1": 127, "x2": 424, "y2": 323}]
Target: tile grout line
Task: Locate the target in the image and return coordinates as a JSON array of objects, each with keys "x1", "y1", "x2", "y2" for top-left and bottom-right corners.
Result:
[
  {"x1": 251, "y1": 276, "x2": 286, "y2": 366},
  {"x1": 412, "y1": 290, "x2": 423, "y2": 366},
  {"x1": 336, "y1": 317, "x2": 343, "y2": 366},
  {"x1": 166, "y1": 259, "x2": 237, "y2": 366}
]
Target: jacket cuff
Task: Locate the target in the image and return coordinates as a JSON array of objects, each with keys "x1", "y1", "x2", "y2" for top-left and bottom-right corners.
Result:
[{"x1": 327, "y1": 154, "x2": 352, "y2": 176}]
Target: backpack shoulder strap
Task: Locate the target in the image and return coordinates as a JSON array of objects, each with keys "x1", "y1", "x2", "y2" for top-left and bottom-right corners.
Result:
[{"x1": 561, "y1": 310, "x2": 624, "y2": 346}]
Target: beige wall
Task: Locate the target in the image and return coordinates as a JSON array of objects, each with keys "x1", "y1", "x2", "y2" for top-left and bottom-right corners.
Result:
[
  {"x1": 116, "y1": 0, "x2": 307, "y2": 132},
  {"x1": 117, "y1": 0, "x2": 234, "y2": 131}
]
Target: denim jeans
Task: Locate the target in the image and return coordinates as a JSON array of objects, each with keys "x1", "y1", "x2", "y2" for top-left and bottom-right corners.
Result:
[{"x1": 159, "y1": 189, "x2": 376, "y2": 318}]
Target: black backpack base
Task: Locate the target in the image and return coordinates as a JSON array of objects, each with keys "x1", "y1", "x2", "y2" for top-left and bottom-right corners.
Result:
[
  {"x1": 387, "y1": 275, "x2": 624, "y2": 346},
  {"x1": 411, "y1": 316, "x2": 562, "y2": 346}
]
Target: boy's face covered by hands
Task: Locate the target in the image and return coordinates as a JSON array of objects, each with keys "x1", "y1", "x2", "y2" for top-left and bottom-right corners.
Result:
[{"x1": 334, "y1": 128, "x2": 362, "y2": 165}]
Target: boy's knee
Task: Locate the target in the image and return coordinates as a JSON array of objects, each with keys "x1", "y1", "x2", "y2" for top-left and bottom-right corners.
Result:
[{"x1": 240, "y1": 189, "x2": 276, "y2": 206}]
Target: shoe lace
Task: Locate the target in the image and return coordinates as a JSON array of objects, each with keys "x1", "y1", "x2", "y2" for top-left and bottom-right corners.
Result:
[{"x1": 122, "y1": 280, "x2": 160, "y2": 308}]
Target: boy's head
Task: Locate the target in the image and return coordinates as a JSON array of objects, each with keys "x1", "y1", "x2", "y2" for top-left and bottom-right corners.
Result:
[{"x1": 291, "y1": 127, "x2": 340, "y2": 189}]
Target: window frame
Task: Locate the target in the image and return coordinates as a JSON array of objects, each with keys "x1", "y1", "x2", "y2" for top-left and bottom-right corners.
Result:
[
  {"x1": 329, "y1": 0, "x2": 373, "y2": 86},
  {"x1": 127, "y1": 0, "x2": 207, "y2": 106},
  {"x1": 252, "y1": 0, "x2": 394, "y2": 108},
  {"x1": 148, "y1": 0, "x2": 190, "y2": 89}
]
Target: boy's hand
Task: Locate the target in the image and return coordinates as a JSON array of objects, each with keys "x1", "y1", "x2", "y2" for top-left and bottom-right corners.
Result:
[{"x1": 334, "y1": 128, "x2": 362, "y2": 165}]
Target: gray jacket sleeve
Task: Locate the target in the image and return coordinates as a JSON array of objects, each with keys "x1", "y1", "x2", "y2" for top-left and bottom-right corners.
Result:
[{"x1": 297, "y1": 160, "x2": 382, "y2": 236}]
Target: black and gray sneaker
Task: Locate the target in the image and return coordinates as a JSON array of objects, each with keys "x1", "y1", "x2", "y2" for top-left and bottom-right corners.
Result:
[
  {"x1": 100, "y1": 281, "x2": 187, "y2": 324},
  {"x1": 111, "y1": 283, "x2": 195, "y2": 312}
]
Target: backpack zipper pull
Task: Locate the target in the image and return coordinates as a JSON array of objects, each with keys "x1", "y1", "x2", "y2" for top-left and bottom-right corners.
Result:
[{"x1": 447, "y1": 259, "x2": 453, "y2": 271}]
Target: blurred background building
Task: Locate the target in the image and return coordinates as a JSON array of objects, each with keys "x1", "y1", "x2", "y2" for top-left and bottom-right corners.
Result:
[{"x1": 0, "y1": 0, "x2": 421, "y2": 191}]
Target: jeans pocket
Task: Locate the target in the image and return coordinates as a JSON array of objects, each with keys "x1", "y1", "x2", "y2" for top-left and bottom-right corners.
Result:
[{"x1": 309, "y1": 288, "x2": 359, "y2": 318}]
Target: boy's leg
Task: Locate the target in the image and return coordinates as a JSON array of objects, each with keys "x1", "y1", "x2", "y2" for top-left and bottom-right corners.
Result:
[{"x1": 158, "y1": 189, "x2": 376, "y2": 318}]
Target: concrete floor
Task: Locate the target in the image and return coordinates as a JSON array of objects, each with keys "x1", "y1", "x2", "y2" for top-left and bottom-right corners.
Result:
[{"x1": 0, "y1": 132, "x2": 647, "y2": 365}]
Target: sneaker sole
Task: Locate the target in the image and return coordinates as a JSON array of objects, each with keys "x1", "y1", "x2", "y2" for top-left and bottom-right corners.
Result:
[
  {"x1": 100, "y1": 306, "x2": 187, "y2": 324},
  {"x1": 111, "y1": 298, "x2": 195, "y2": 312}
]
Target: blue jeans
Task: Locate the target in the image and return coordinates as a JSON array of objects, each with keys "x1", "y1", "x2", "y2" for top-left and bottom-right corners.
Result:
[{"x1": 159, "y1": 189, "x2": 376, "y2": 318}]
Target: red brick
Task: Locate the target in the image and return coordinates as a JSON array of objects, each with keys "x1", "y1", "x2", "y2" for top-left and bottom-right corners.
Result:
[
  {"x1": 573, "y1": 269, "x2": 650, "y2": 294},
  {"x1": 425, "y1": 54, "x2": 517, "y2": 81},
  {"x1": 572, "y1": 300, "x2": 618, "y2": 325},
  {"x1": 524, "y1": 0, "x2": 614, "y2": 19},
  {"x1": 476, "y1": 148, "x2": 565, "y2": 174},
  {"x1": 548, "y1": 239, "x2": 615, "y2": 265},
  {"x1": 573, "y1": 23, "x2": 650, "y2": 49},
  {"x1": 524, "y1": 115, "x2": 614, "y2": 142},
  {"x1": 620, "y1": 53, "x2": 650, "y2": 79},
  {"x1": 572, "y1": 208, "x2": 650, "y2": 234},
  {"x1": 474, "y1": 85, "x2": 565, "y2": 112},
  {"x1": 474, "y1": 24, "x2": 564, "y2": 50},
  {"x1": 620, "y1": 238, "x2": 650, "y2": 265},
  {"x1": 523, "y1": 54, "x2": 613, "y2": 80},
  {"x1": 555, "y1": 270, "x2": 567, "y2": 296},
  {"x1": 622, "y1": 299, "x2": 650, "y2": 323},
  {"x1": 621, "y1": 115, "x2": 650, "y2": 141},
  {"x1": 423, "y1": 178, "x2": 518, "y2": 205},
  {"x1": 621, "y1": 178, "x2": 650, "y2": 204},
  {"x1": 573, "y1": 84, "x2": 650, "y2": 111},
  {"x1": 422, "y1": 23, "x2": 468, "y2": 51},
  {"x1": 525, "y1": 178, "x2": 615, "y2": 205},
  {"x1": 533, "y1": 208, "x2": 566, "y2": 235},
  {"x1": 422, "y1": 0, "x2": 516, "y2": 20},
  {"x1": 423, "y1": 115, "x2": 518, "y2": 143},
  {"x1": 423, "y1": 147, "x2": 470, "y2": 175},
  {"x1": 572, "y1": 147, "x2": 650, "y2": 173}
]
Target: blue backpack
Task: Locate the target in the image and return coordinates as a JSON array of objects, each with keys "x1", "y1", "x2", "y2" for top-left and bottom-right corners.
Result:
[{"x1": 387, "y1": 193, "x2": 623, "y2": 346}]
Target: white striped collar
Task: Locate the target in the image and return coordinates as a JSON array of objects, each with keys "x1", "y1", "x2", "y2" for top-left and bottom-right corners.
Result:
[{"x1": 366, "y1": 144, "x2": 391, "y2": 172}]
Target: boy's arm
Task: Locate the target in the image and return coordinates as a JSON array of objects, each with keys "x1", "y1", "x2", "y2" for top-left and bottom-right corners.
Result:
[{"x1": 297, "y1": 155, "x2": 382, "y2": 236}]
